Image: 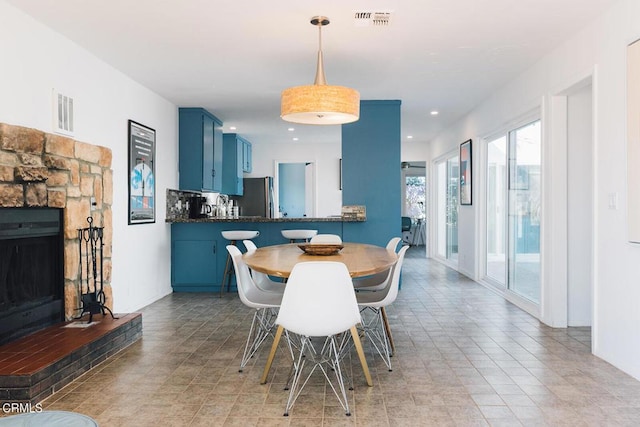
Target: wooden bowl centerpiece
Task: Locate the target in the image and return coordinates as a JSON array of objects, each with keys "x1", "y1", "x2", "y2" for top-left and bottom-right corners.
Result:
[{"x1": 297, "y1": 243, "x2": 344, "y2": 256}]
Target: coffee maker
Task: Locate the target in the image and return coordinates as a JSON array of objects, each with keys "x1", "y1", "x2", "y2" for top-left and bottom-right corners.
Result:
[{"x1": 189, "y1": 195, "x2": 209, "y2": 219}]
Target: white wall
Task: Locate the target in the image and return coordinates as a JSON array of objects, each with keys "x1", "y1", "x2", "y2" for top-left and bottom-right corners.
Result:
[
  {"x1": 426, "y1": 0, "x2": 640, "y2": 380},
  {"x1": 0, "y1": 1, "x2": 177, "y2": 313},
  {"x1": 402, "y1": 139, "x2": 429, "y2": 164},
  {"x1": 249, "y1": 142, "x2": 342, "y2": 217}
]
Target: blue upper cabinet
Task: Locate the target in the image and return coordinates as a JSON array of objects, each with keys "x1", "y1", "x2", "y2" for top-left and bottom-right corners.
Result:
[
  {"x1": 222, "y1": 133, "x2": 251, "y2": 195},
  {"x1": 222, "y1": 133, "x2": 246, "y2": 196},
  {"x1": 179, "y1": 108, "x2": 223, "y2": 192},
  {"x1": 242, "y1": 138, "x2": 252, "y2": 173}
]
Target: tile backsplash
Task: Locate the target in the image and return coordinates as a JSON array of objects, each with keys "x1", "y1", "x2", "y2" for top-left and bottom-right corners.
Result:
[{"x1": 166, "y1": 189, "x2": 199, "y2": 220}]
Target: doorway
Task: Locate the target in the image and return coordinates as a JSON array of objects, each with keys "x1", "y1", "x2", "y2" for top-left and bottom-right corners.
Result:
[
  {"x1": 401, "y1": 161, "x2": 426, "y2": 246},
  {"x1": 566, "y1": 81, "x2": 593, "y2": 327},
  {"x1": 274, "y1": 161, "x2": 316, "y2": 218}
]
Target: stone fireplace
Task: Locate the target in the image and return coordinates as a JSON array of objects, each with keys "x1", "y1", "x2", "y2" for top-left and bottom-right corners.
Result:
[{"x1": 0, "y1": 122, "x2": 113, "y2": 330}]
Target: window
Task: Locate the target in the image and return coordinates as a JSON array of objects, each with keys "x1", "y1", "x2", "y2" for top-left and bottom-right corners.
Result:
[{"x1": 405, "y1": 176, "x2": 426, "y2": 219}]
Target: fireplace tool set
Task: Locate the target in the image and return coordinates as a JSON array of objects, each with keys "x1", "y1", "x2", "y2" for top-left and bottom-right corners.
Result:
[{"x1": 76, "y1": 216, "x2": 116, "y2": 323}]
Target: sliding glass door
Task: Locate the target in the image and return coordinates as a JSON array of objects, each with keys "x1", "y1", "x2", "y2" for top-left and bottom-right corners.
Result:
[
  {"x1": 436, "y1": 154, "x2": 459, "y2": 263},
  {"x1": 487, "y1": 136, "x2": 507, "y2": 284},
  {"x1": 508, "y1": 121, "x2": 541, "y2": 302},
  {"x1": 485, "y1": 120, "x2": 541, "y2": 304}
]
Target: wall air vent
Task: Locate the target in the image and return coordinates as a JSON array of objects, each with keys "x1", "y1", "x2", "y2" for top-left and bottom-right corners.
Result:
[
  {"x1": 353, "y1": 11, "x2": 392, "y2": 27},
  {"x1": 52, "y1": 89, "x2": 75, "y2": 136}
]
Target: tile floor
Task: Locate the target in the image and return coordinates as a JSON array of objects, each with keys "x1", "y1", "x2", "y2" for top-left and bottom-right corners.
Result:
[{"x1": 39, "y1": 247, "x2": 640, "y2": 426}]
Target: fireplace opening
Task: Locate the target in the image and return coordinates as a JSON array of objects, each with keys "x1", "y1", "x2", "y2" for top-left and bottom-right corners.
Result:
[{"x1": 0, "y1": 208, "x2": 64, "y2": 346}]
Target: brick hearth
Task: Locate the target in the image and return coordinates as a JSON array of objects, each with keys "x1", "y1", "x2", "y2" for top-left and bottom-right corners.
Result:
[{"x1": 0, "y1": 314, "x2": 142, "y2": 404}]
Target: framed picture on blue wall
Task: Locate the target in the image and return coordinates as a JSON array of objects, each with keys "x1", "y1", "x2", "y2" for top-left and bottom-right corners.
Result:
[{"x1": 459, "y1": 139, "x2": 472, "y2": 205}]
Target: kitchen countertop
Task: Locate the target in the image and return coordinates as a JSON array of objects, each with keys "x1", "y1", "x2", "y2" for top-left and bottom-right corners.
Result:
[{"x1": 166, "y1": 216, "x2": 365, "y2": 223}]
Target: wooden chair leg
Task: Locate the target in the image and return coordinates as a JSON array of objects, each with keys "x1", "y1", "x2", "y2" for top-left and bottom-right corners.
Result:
[
  {"x1": 380, "y1": 307, "x2": 395, "y2": 354},
  {"x1": 350, "y1": 325, "x2": 373, "y2": 387},
  {"x1": 260, "y1": 325, "x2": 283, "y2": 384}
]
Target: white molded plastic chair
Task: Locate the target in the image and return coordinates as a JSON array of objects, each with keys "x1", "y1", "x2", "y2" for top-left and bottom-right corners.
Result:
[
  {"x1": 353, "y1": 237, "x2": 402, "y2": 291},
  {"x1": 277, "y1": 261, "x2": 361, "y2": 416},
  {"x1": 219, "y1": 230, "x2": 260, "y2": 297},
  {"x1": 227, "y1": 245, "x2": 283, "y2": 372},
  {"x1": 309, "y1": 234, "x2": 342, "y2": 244},
  {"x1": 356, "y1": 245, "x2": 409, "y2": 371},
  {"x1": 242, "y1": 240, "x2": 285, "y2": 293},
  {"x1": 386, "y1": 236, "x2": 402, "y2": 252}
]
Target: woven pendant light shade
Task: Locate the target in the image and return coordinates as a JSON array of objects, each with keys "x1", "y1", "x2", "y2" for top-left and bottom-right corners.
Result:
[
  {"x1": 281, "y1": 84, "x2": 360, "y2": 125},
  {"x1": 281, "y1": 16, "x2": 360, "y2": 125}
]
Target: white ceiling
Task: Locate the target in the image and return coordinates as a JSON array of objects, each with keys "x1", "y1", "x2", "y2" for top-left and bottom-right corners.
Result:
[{"x1": 7, "y1": 0, "x2": 617, "y2": 146}]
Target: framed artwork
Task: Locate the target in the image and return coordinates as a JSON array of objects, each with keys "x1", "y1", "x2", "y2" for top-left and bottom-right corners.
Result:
[
  {"x1": 459, "y1": 139, "x2": 472, "y2": 205},
  {"x1": 128, "y1": 120, "x2": 156, "y2": 224},
  {"x1": 628, "y1": 39, "x2": 640, "y2": 242}
]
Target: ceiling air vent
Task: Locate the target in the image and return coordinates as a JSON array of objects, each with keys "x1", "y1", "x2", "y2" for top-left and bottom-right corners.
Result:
[{"x1": 353, "y1": 11, "x2": 392, "y2": 27}]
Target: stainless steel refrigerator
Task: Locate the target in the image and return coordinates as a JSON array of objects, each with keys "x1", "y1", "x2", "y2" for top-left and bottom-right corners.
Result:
[{"x1": 233, "y1": 177, "x2": 275, "y2": 217}]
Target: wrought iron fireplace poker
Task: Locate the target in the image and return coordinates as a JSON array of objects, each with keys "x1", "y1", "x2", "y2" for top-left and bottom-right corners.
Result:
[{"x1": 76, "y1": 216, "x2": 116, "y2": 323}]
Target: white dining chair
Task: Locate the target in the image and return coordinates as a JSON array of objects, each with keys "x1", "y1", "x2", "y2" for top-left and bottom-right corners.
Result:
[
  {"x1": 386, "y1": 236, "x2": 402, "y2": 252},
  {"x1": 227, "y1": 245, "x2": 283, "y2": 372},
  {"x1": 219, "y1": 230, "x2": 259, "y2": 297},
  {"x1": 276, "y1": 261, "x2": 363, "y2": 416},
  {"x1": 242, "y1": 240, "x2": 285, "y2": 293},
  {"x1": 309, "y1": 234, "x2": 342, "y2": 244},
  {"x1": 356, "y1": 245, "x2": 409, "y2": 371},
  {"x1": 353, "y1": 237, "x2": 402, "y2": 291}
]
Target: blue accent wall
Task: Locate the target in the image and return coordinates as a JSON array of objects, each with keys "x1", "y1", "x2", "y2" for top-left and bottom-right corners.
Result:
[{"x1": 342, "y1": 100, "x2": 401, "y2": 246}]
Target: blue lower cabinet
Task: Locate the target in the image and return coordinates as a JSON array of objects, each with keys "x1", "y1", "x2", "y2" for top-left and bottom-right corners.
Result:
[
  {"x1": 171, "y1": 221, "x2": 345, "y2": 293},
  {"x1": 172, "y1": 239, "x2": 218, "y2": 291}
]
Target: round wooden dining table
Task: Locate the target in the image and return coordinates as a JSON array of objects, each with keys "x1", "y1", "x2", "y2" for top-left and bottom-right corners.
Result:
[
  {"x1": 242, "y1": 242, "x2": 397, "y2": 387},
  {"x1": 242, "y1": 242, "x2": 397, "y2": 279}
]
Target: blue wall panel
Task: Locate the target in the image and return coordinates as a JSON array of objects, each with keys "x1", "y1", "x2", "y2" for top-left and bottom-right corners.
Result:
[{"x1": 342, "y1": 100, "x2": 401, "y2": 246}]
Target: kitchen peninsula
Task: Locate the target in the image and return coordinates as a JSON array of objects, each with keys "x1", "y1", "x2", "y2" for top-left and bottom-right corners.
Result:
[{"x1": 166, "y1": 192, "x2": 365, "y2": 292}]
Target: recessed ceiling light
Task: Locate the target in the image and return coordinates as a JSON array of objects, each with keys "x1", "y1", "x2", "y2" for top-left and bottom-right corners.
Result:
[
  {"x1": 430, "y1": 111, "x2": 439, "y2": 116},
  {"x1": 407, "y1": 135, "x2": 413, "y2": 139},
  {"x1": 288, "y1": 127, "x2": 295, "y2": 132},
  {"x1": 293, "y1": 137, "x2": 299, "y2": 141},
  {"x1": 229, "y1": 126, "x2": 237, "y2": 130}
]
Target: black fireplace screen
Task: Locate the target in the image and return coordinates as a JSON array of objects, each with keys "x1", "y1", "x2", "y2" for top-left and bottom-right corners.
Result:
[
  {"x1": 0, "y1": 208, "x2": 64, "y2": 345},
  {"x1": 0, "y1": 235, "x2": 61, "y2": 311}
]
